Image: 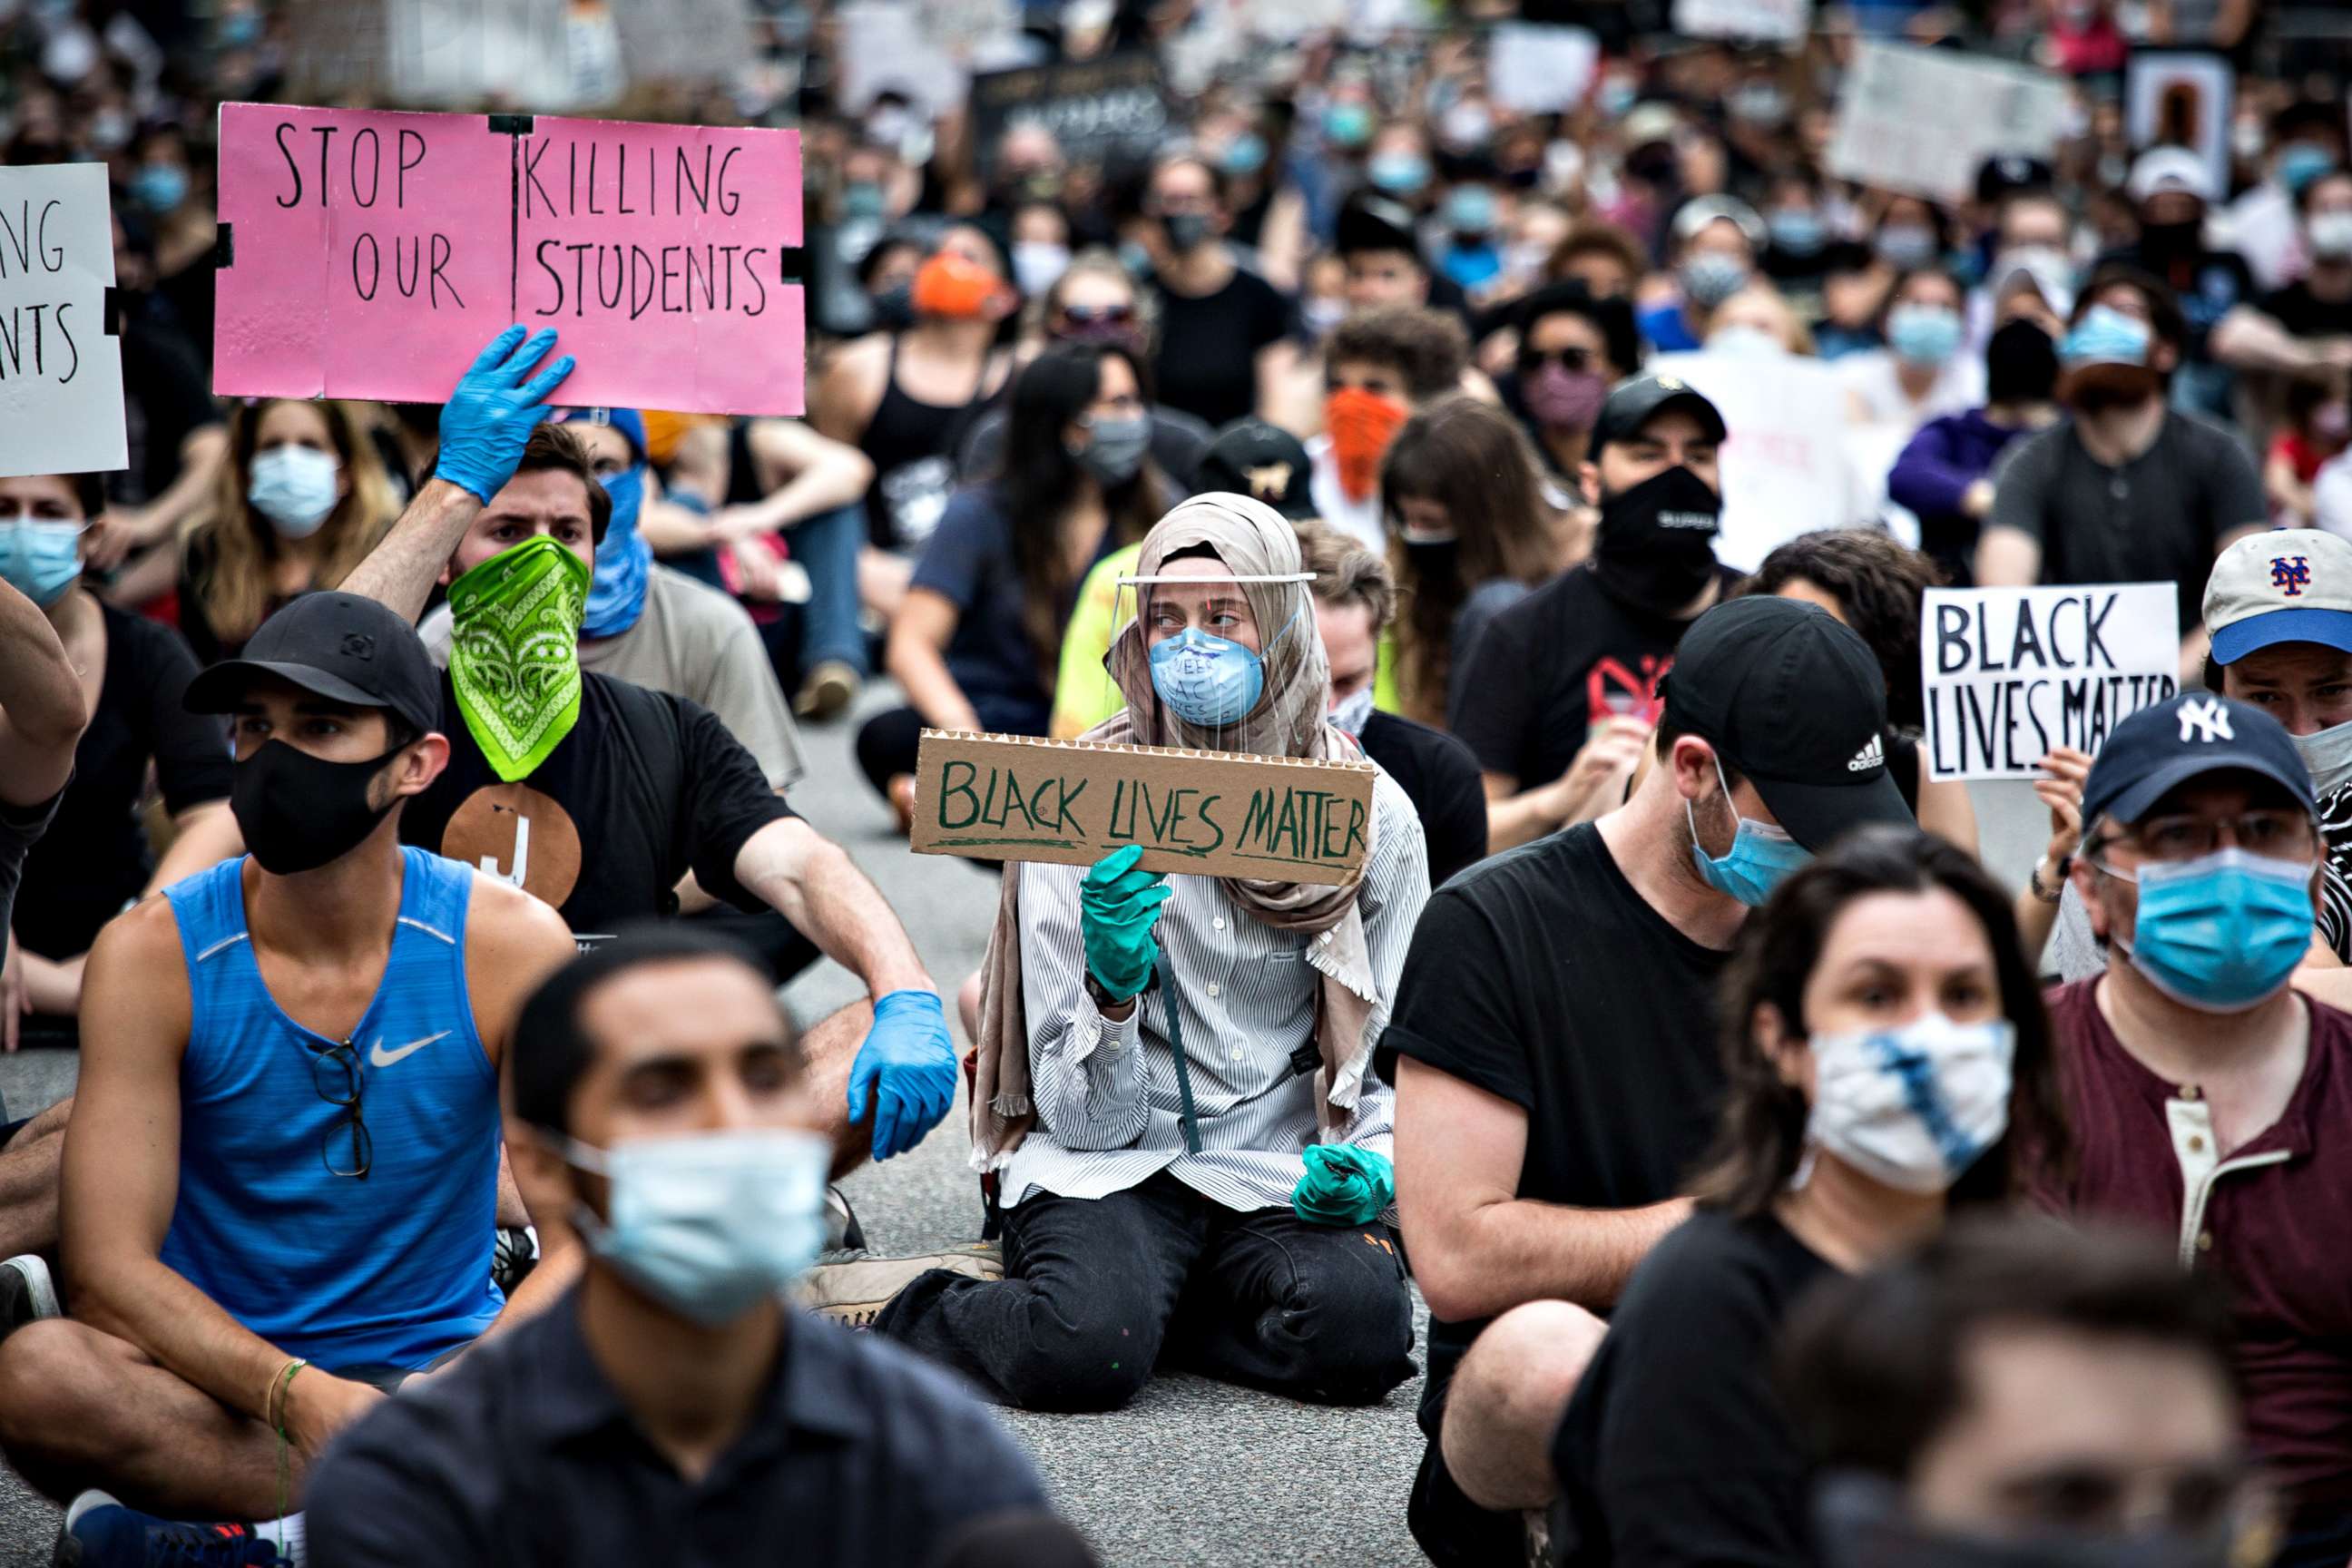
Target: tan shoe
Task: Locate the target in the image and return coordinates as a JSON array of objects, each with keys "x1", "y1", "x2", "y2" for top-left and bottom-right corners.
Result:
[
  {"x1": 794, "y1": 659, "x2": 860, "y2": 720},
  {"x1": 795, "y1": 1242, "x2": 1004, "y2": 1331}
]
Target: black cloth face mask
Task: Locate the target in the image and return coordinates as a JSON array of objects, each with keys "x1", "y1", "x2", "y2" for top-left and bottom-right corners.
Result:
[
  {"x1": 231, "y1": 740, "x2": 403, "y2": 876},
  {"x1": 1592, "y1": 464, "x2": 1723, "y2": 615}
]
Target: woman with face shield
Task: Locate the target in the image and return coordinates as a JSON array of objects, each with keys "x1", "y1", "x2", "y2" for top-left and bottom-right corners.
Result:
[{"x1": 853, "y1": 493, "x2": 1432, "y2": 1415}]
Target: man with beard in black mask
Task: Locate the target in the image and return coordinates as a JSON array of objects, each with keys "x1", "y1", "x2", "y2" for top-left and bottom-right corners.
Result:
[
  {"x1": 1448, "y1": 374, "x2": 1742, "y2": 852},
  {"x1": 0, "y1": 592, "x2": 583, "y2": 1561}
]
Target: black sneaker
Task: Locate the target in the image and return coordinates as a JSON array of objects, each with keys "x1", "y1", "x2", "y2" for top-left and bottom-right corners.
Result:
[
  {"x1": 490, "y1": 1227, "x2": 537, "y2": 1295},
  {"x1": 0, "y1": 1255, "x2": 58, "y2": 1340},
  {"x1": 54, "y1": 1492, "x2": 289, "y2": 1567}
]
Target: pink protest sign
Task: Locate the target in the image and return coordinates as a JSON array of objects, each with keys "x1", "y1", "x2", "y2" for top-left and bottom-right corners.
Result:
[{"x1": 213, "y1": 103, "x2": 804, "y2": 416}]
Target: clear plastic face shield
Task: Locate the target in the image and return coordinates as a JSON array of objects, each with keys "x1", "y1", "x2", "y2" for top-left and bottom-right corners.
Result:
[{"x1": 1106, "y1": 567, "x2": 1317, "y2": 755}]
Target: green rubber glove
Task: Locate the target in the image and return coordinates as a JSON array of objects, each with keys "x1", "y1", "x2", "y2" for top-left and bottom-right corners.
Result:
[
  {"x1": 1080, "y1": 844, "x2": 1171, "y2": 1003},
  {"x1": 1292, "y1": 1144, "x2": 1396, "y2": 1227}
]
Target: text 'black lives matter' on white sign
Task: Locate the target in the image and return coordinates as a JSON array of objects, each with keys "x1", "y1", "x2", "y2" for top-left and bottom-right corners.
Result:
[
  {"x1": 0, "y1": 162, "x2": 125, "y2": 478},
  {"x1": 1922, "y1": 584, "x2": 2180, "y2": 782}
]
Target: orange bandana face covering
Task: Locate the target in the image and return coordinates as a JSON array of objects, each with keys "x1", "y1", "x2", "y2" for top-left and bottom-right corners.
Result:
[
  {"x1": 912, "y1": 251, "x2": 1009, "y2": 320},
  {"x1": 1325, "y1": 387, "x2": 1409, "y2": 503}
]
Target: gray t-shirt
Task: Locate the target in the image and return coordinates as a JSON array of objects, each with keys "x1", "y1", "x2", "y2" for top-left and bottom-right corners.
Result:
[
  {"x1": 1986, "y1": 409, "x2": 2265, "y2": 637},
  {"x1": 422, "y1": 566, "x2": 806, "y2": 789},
  {"x1": 0, "y1": 788, "x2": 65, "y2": 948}
]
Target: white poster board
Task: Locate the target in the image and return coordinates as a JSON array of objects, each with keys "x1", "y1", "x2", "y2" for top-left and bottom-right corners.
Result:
[
  {"x1": 1921, "y1": 584, "x2": 2180, "y2": 782},
  {"x1": 1648, "y1": 349, "x2": 1857, "y2": 573},
  {"x1": 1826, "y1": 43, "x2": 2072, "y2": 202},
  {"x1": 1485, "y1": 24, "x2": 1599, "y2": 114},
  {"x1": 1674, "y1": 0, "x2": 1810, "y2": 45},
  {"x1": 2126, "y1": 53, "x2": 2233, "y2": 206},
  {"x1": 0, "y1": 162, "x2": 125, "y2": 479},
  {"x1": 834, "y1": 0, "x2": 969, "y2": 117}
]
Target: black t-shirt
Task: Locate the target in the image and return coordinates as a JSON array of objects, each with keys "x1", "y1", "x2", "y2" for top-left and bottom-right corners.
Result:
[
  {"x1": 2259, "y1": 280, "x2": 2352, "y2": 341},
  {"x1": 1361, "y1": 710, "x2": 1488, "y2": 891},
  {"x1": 1378, "y1": 821, "x2": 1732, "y2": 1414},
  {"x1": 1447, "y1": 562, "x2": 1742, "y2": 789},
  {"x1": 1552, "y1": 1208, "x2": 1834, "y2": 1568},
  {"x1": 1150, "y1": 265, "x2": 1293, "y2": 428},
  {"x1": 400, "y1": 671, "x2": 796, "y2": 942},
  {"x1": 15, "y1": 604, "x2": 231, "y2": 961}
]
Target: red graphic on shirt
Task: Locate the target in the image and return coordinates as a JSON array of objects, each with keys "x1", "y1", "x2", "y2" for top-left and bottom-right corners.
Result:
[{"x1": 1587, "y1": 654, "x2": 1671, "y2": 726}]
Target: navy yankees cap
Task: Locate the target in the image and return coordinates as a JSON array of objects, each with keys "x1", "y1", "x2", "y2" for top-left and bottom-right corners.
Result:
[{"x1": 2080, "y1": 691, "x2": 2315, "y2": 829}]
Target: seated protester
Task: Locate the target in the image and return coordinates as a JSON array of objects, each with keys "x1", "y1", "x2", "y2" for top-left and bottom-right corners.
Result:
[
  {"x1": 1638, "y1": 197, "x2": 1766, "y2": 356},
  {"x1": 1336, "y1": 191, "x2": 1472, "y2": 322},
  {"x1": 2050, "y1": 692, "x2": 2352, "y2": 1565},
  {"x1": 1049, "y1": 418, "x2": 1317, "y2": 740},
  {"x1": 1543, "y1": 219, "x2": 1648, "y2": 305},
  {"x1": 1381, "y1": 396, "x2": 1579, "y2": 729},
  {"x1": 304, "y1": 932, "x2": 1052, "y2": 1568},
  {"x1": 1310, "y1": 304, "x2": 1472, "y2": 551},
  {"x1": 2255, "y1": 166, "x2": 2352, "y2": 344},
  {"x1": 860, "y1": 495, "x2": 1426, "y2": 1412},
  {"x1": 1297, "y1": 520, "x2": 1488, "y2": 889},
  {"x1": 2093, "y1": 150, "x2": 2259, "y2": 418},
  {"x1": 1886, "y1": 317, "x2": 2062, "y2": 586},
  {"x1": 2265, "y1": 370, "x2": 2349, "y2": 527},
  {"x1": 1497, "y1": 282, "x2": 1642, "y2": 491},
  {"x1": 957, "y1": 250, "x2": 1216, "y2": 489},
  {"x1": 1837, "y1": 265, "x2": 1985, "y2": 437},
  {"x1": 176, "y1": 397, "x2": 401, "y2": 664},
  {"x1": 1141, "y1": 153, "x2": 1298, "y2": 430},
  {"x1": 1548, "y1": 827, "x2": 2065, "y2": 1568},
  {"x1": 1389, "y1": 595, "x2": 1914, "y2": 1568},
  {"x1": 0, "y1": 593, "x2": 579, "y2": 1561},
  {"x1": 345, "y1": 328, "x2": 959, "y2": 1171},
  {"x1": 1784, "y1": 1217, "x2": 2261, "y2": 1568},
  {"x1": 3, "y1": 473, "x2": 240, "y2": 1052},
  {"x1": 858, "y1": 343, "x2": 1172, "y2": 819},
  {"x1": 1739, "y1": 530, "x2": 1980, "y2": 852},
  {"x1": 1975, "y1": 269, "x2": 2268, "y2": 659},
  {"x1": 1449, "y1": 375, "x2": 1742, "y2": 854}
]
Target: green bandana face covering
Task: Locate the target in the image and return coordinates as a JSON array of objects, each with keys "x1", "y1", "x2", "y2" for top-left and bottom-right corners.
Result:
[{"x1": 447, "y1": 536, "x2": 590, "y2": 782}]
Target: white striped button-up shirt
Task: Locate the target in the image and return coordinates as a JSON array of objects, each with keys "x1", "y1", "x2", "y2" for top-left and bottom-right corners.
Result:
[{"x1": 1002, "y1": 769, "x2": 1428, "y2": 1213}]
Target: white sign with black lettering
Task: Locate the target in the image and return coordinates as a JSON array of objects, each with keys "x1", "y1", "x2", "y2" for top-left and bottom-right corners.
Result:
[
  {"x1": 1922, "y1": 584, "x2": 2180, "y2": 782},
  {"x1": 0, "y1": 162, "x2": 124, "y2": 479}
]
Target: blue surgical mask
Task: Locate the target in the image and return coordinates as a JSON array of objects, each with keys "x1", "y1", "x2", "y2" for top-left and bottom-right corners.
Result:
[
  {"x1": 1887, "y1": 303, "x2": 1964, "y2": 368},
  {"x1": 246, "y1": 445, "x2": 342, "y2": 539},
  {"x1": 2279, "y1": 143, "x2": 2335, "y2": 197},
  {"x1": 2110, "y1": 848, "x2": 2315, "y2": 1012},
  {"x1": 1222, "y1": 132, "x2": 1269, "y2": 176},
  {"x1": 1445, "y1": 184, "x2": 1497, "y2": 236},
  {"x1": 1368, "y1": 151, "x2": 1431, "y2": 196},
  {"x1": 1769, "y1": 208, "x2": 1826, "y2": 257},
  {"x1": 1688, "y1": 758, "x2": 1810, "y2": 906},
  {"x1": 842, "y1": 180, "x2": 887, "y2": 220},
  {"x1": 1148, "y1": 603, "x2": 1299, "y2": 730},
  {"x1": 0, "y1": 520, "x2": 84, "y2": 606},
  {"x1": 130, "y1": 162, "x2": 188, "y2": 214},
  {"x1": 582, "y1": 464, "x2": 652, "y2": 639},
  {"x1": 2060, "y1": 304, "x2": 2152, "y2": 368},
  {"x1": 1874, "y1": 222, "x2": 1939, "y2": 270},
  {"x1": 565, "y1": 1128, "x2": 831, "y2": 1326}
]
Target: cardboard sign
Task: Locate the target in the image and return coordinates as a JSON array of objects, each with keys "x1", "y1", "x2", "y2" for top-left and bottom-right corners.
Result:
[
  {"x1": 212, "y1": 103, "x2": 804, "y2": 416},
  {"x1": 908, "y1": 730, "x2": 1376, "y2": 886},
  {"x1": 1826, "y1": 43, "x2": 2071, "y2": 203},
  {"x1": 1922, "y1": 585, "x2": 2180, "y2": 782},
  {"x1": 2127, "y1": 53, "x2": 2234, "y2": 208},
  {"x1": 0, "y1": 163, "x2": 125, "y2": 479},
  {"x1": 969, "y1": 54, "x2": 1171, "y2": 178},
  {"x1": 1647, "y1": 350, "x2": 1860, "y2": 572},
  {"x1": 1674, "y1": 0, "x2": 1811, "y2": 44}
]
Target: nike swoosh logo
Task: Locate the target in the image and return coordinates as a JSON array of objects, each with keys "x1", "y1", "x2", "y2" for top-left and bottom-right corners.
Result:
[{"x1": 368, "y1": 1031, "x2": 453, "y2": 1069}]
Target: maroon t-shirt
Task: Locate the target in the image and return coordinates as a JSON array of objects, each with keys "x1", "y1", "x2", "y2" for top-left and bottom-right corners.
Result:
[{"x1": 2043, "y1": 979, "x2": 2352, "y2": 1520}]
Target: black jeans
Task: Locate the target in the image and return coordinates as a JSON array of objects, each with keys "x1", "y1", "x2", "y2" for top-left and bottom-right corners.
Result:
[{"x1": 875, "y1": 1171, "x2": 1416, "y2": 1412}]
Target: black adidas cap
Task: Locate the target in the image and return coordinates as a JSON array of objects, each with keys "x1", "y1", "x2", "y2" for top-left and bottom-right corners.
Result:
[
  {"x1": 184, "y1": 591, "x2": 441, "y2": 739},
  {"x1": 1660, "y1": 595, "x2": 1912, "y2": 852}
]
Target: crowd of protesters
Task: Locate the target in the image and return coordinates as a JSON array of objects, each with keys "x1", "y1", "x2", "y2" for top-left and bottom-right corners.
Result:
[{"x1": 2, "y1": 0, "x2": 2351, "y2": 1564}]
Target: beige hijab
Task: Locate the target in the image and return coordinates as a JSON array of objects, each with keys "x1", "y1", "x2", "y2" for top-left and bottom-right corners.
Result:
[{"x1": 968, "y1": 493, "x2": 1382, "y2": 1171}]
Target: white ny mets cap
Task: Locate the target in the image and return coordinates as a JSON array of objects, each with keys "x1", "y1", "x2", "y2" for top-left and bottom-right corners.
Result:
[{"x1": 2205, "y1": 528, "x2": 2352, "y2": 666}]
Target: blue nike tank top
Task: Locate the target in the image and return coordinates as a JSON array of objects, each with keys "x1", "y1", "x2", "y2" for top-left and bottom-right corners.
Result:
[{"x1": 161, "y1": 848, "x2": 502, "y2": 1370}]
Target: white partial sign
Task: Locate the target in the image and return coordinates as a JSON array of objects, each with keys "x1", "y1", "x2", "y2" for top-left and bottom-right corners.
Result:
[
  {"x1": 1486, "y1": 24, "x2": 1599, "y2": 114},
  {"x1": 1674, "y1": 0, "x2": 1810, "y2": 44},
  {"x1": 1648, "y1": 349, "x2": 1859, "y2": 573},
  {"x1": 1922, "y1": 584, "x2": 2180, "y2": 782},
  {"x1": 0, "y1": 162, "x2": 125, "y2": 479},
  {"x1": 1826, "y1": 43, "x2": 2071, "y2": 202},
  {"x1": 2126, "y1": 52, "x2": 2233, "y2": 207}
]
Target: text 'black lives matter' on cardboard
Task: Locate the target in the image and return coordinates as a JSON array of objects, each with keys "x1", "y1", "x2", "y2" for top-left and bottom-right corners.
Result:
[
  {"x1": 1921, "y1": 583, "x2": 2180, "y2": 782},
  {"x1": 908, "y1": 730, "x2": 1377, "y2": 887}
]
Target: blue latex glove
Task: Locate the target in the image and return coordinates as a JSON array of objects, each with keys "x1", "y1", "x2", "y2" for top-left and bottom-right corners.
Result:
[
  {"x1": 1292, "y1": 1144, "x2": 1396, "y2": 1227},
  {"x1": 434, "y1": 326, "x2": 577, "y2": 503},
  {"x1": 846, "y1": 989, "x2": 956, "y2": 1162},
  {"x1": 1080, "y1": 844, "x2": 1172, "y2": 1003}
]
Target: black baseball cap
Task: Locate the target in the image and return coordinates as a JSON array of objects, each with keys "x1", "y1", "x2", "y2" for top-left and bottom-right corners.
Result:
[
  {"x1": 1194, "y1": 418, "x2": 1316, "y2": 521},
  {"x1": 1591, "y1": 372, "x2": 1728, "y2": 450},
  {"x1": 1336, "y1": 194, "x2": 1420, "y2": 260},
  {"x1": 1975, "y1": 153, "x2": 2055, "y2": 205},
  {"x1": 2080, "y1": 692, "x2": 2315, "y2": 831},
  {"x1": 1660, "y1": 595, "x2": 1912, "y2": 852},
  {"x1": 185, "y1": 591, "x2": 441, "y2": 739}
]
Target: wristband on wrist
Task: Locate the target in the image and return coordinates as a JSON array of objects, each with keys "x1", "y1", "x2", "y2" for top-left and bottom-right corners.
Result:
[{"x1": 2029, "y1": 853, "x2": 2071, "y2": 905}]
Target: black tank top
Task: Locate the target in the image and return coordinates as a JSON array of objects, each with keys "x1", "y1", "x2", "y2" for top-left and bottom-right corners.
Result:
[{"x1": 858, "y1": 336, "x2": 999, "y2": 554}]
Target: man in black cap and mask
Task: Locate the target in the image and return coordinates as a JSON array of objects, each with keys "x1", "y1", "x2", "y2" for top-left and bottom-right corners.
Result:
[
  {"x1": 1389, "y1": 593, "x2": 1915, "y2": 1567},
  {"x1": 1449, "y1": 373, "x2": 1740, "y2": 851}
]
